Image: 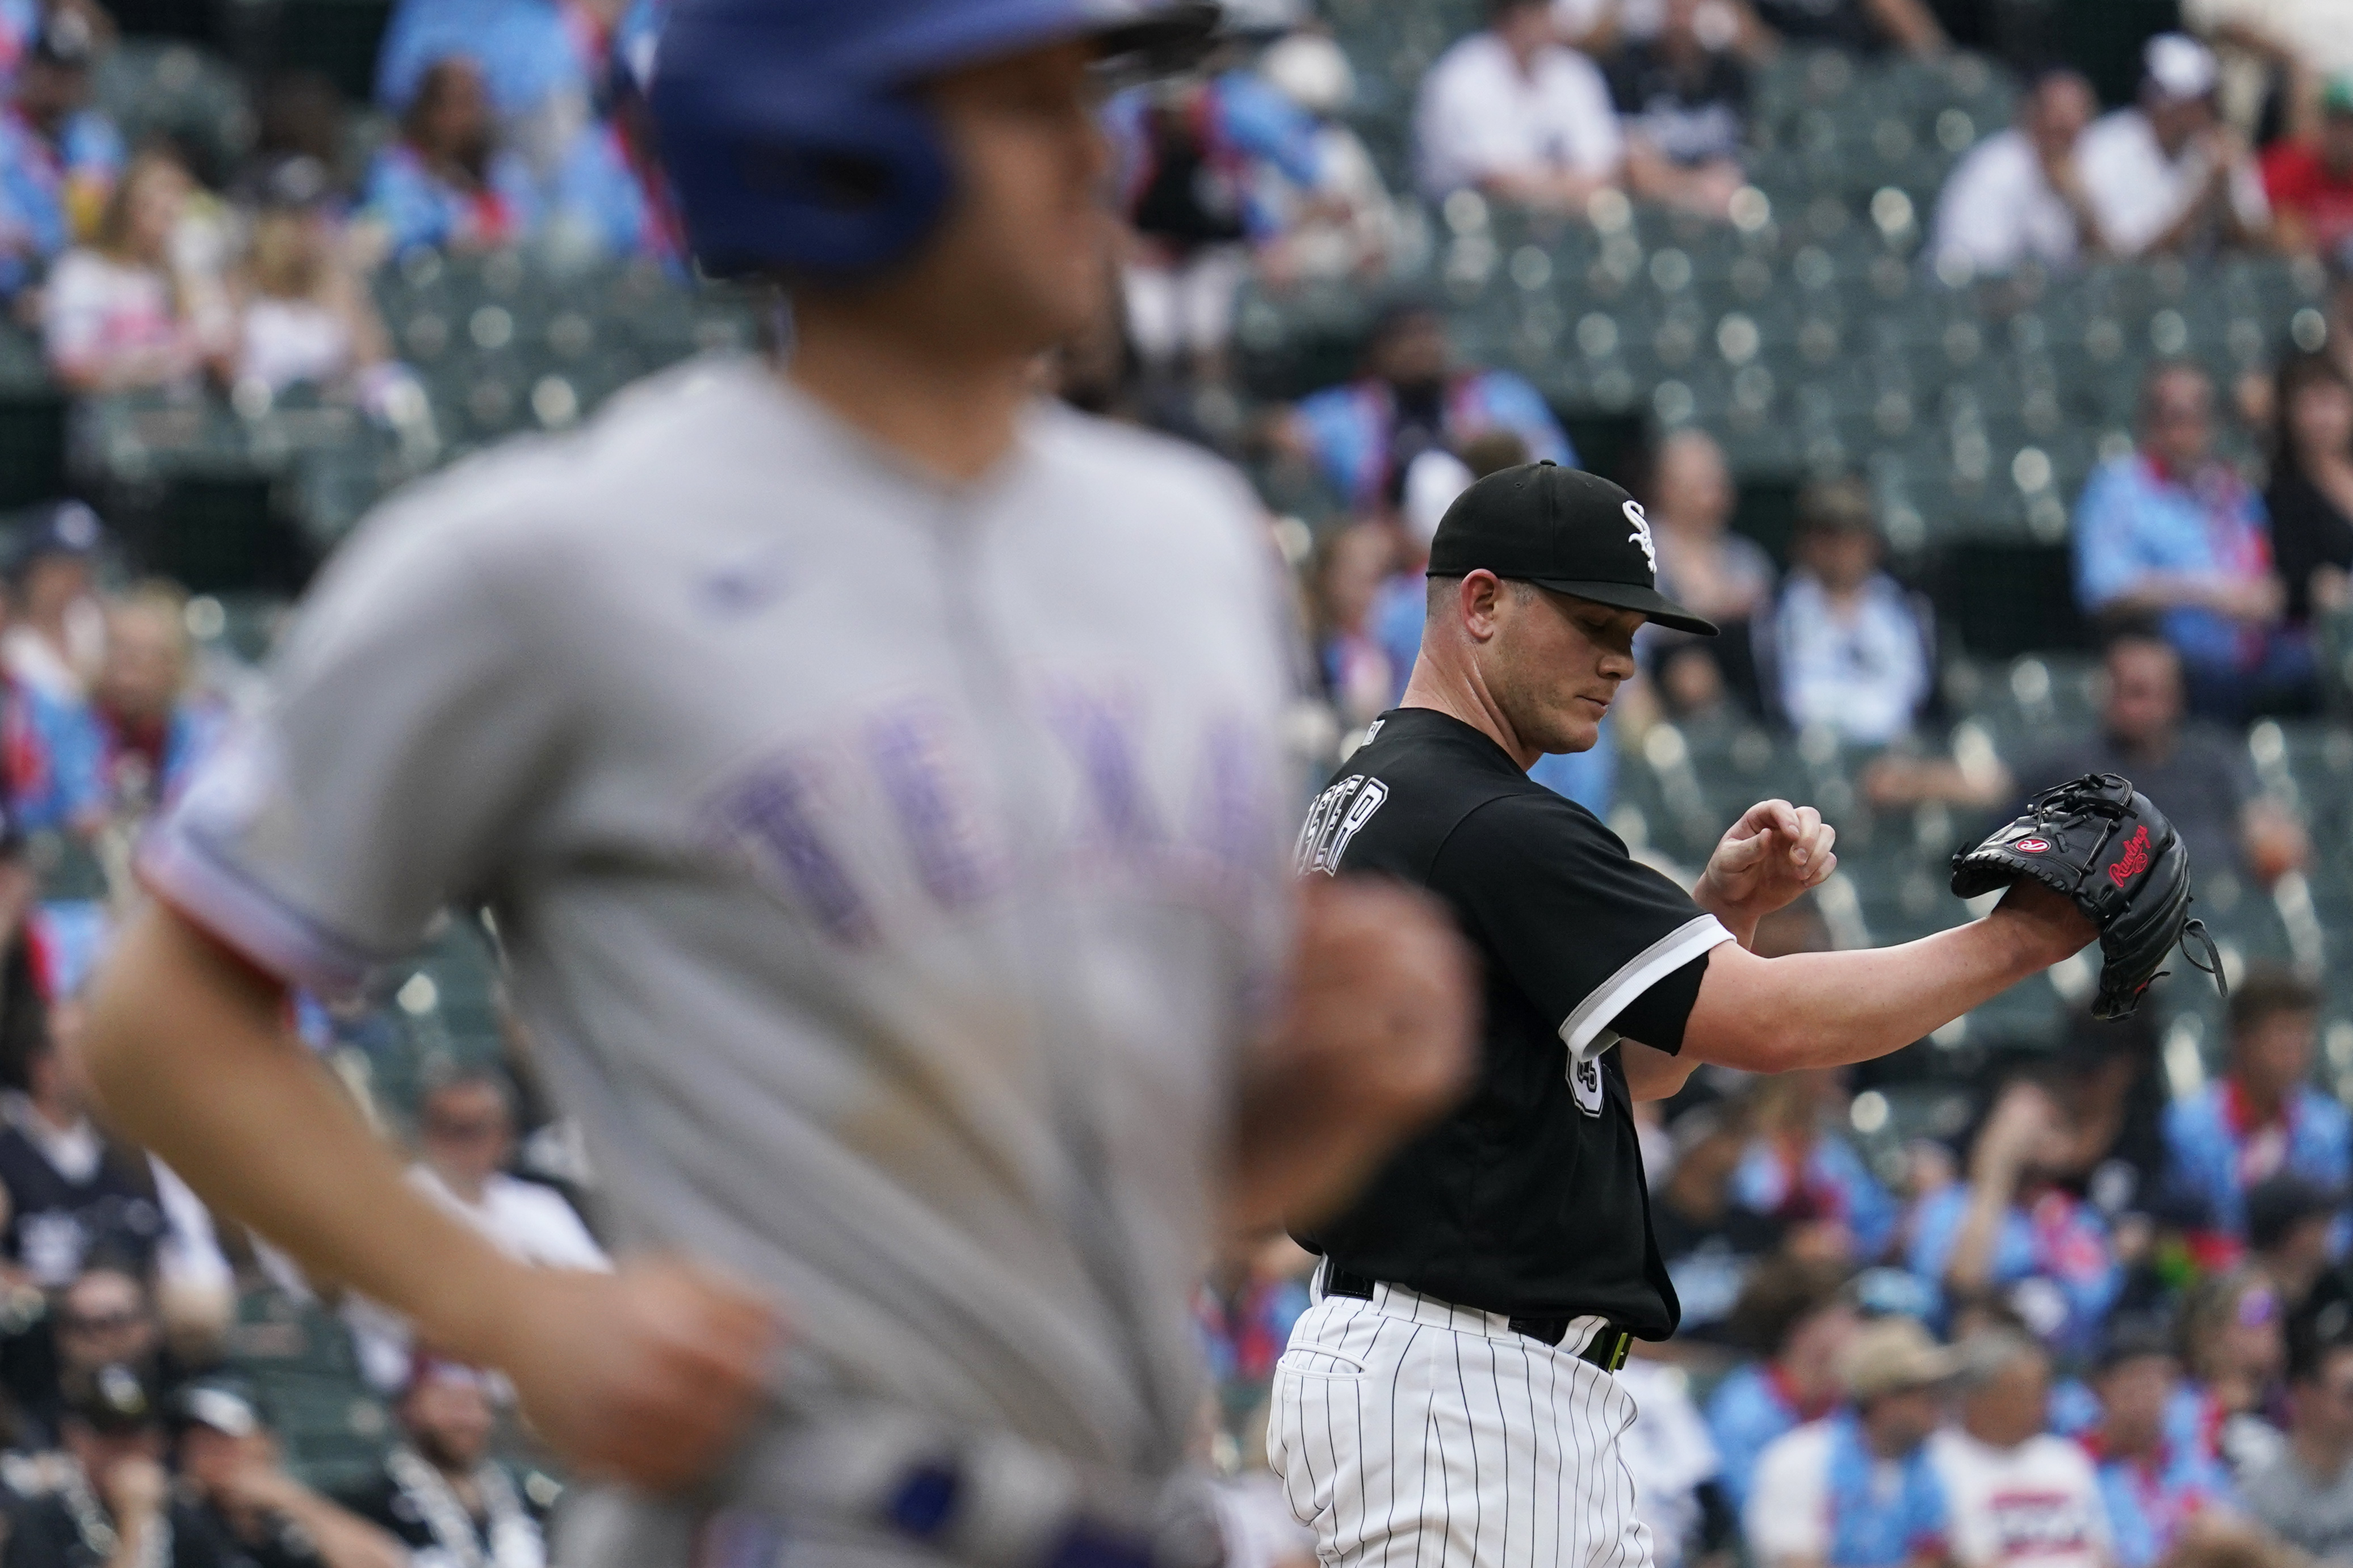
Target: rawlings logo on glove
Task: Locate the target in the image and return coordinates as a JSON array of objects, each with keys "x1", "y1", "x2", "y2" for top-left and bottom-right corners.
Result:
[{"x1": 1951, "y1": 773, "x2": 2224, "y2": 1021}]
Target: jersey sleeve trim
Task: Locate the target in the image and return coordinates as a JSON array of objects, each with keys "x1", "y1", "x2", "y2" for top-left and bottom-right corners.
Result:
[
  {"x1": 1557, "y1": 913, "x2": 1734, "y2": 1064},
  {"x1": 136, "y1": 819, "x2": 405, "y2": 1004}
]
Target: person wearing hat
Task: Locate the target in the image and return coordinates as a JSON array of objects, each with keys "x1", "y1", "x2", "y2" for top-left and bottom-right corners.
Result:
[
  {"x1": 2077, "y1": 33, "x2": 2271, "y2": 258},
  {"x1": 2262, "y1": 75, "x2": 2353, "y2": 258},
  {"x1": 173, "y1": 1377, "x2": 405, "y2": 1568},
  {"x1": 1755, "y1": 475, "x2": 1933, "y2": 746},
  {"x1": 1743, "y1": 1317, "x2": 1958, "y2": 1568},
  {"x1": 1928, "y1": 1331, "x2": 2113, "y2": 1568},
  {"x1": 334, "y1": 1355, "x2": 551, "y2": 1568},
  {"x1": 2084, "y1": 1316, "x2": 2234, "y2": 1568},
  {"x1": 1272, "y1": 460, "x2": 2098, "y2": 1568},
  {"x1": 2, "y1": 1361, "x2": 220, "y2": 1568},
  {"x1": 0, "y1": 10, "x2": 123, "y2": 300},
  {"x1": 5, "y1": 497, "x2": 105, "y2": 706}
]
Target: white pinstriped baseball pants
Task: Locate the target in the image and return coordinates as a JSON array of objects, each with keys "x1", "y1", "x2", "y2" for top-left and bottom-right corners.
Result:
[{"x1": 1266, "y1": 1277, "x2": 1653, "y2": 1568}]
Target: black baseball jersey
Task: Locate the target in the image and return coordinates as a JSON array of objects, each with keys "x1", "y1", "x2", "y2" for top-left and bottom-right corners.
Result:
[{"x1": 1292, "y1": 708, "x2": 1733, "y2": 1338}]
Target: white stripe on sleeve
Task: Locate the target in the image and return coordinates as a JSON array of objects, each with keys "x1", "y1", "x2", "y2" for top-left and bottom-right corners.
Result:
[{"x1": 1557, "y1": 914, "x2": 1736, "y2": 1065}]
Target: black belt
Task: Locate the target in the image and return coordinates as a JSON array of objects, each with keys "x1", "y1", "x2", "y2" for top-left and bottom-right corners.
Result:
[{"x1": 1323, "y1": 1268, "x2": 1631, "y2": 1373}]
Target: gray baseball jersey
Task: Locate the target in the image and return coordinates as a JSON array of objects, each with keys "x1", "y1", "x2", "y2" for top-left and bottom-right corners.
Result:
[{"x1": 141, "y1": 358, "x2": 1298, "y2": 1520}]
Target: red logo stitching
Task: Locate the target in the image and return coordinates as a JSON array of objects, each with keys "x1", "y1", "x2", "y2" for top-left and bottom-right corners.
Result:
[
  {"x1": 2016, "y1": 838, "x2": 2049, "y2": 853},
  {"x1": 2107, "y1": 825, "x2": 2151, "y2": 888}
]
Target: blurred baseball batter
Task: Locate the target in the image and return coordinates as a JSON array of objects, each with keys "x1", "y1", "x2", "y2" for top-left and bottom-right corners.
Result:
[{"x1": 78, "y1": 2, "x2": 1471, "y2": 1564}]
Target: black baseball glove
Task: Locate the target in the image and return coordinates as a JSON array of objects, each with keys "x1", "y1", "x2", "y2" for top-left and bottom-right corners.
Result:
[{"x1": 1949, "y1": 772, "x2": 2225, "y2": 1021}]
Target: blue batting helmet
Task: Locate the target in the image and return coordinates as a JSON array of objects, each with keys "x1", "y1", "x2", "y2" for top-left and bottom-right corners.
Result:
[{"x1": 649, "y1": 0, "x2": 1220, "y2": 280}]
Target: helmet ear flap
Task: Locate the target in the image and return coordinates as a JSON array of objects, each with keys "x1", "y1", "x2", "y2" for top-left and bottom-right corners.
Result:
[{"x1": 653, "y1": 74, "x2": 955, "y2": 279}]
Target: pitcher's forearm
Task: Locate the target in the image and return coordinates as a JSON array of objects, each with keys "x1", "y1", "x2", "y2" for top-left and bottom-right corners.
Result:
[
  {"x1": 85, "y1": 905, "x2": 527, "y2": 1362},
  {"x1": 1686, "y1": 911, "x2": 2060, "y2": 1073}
]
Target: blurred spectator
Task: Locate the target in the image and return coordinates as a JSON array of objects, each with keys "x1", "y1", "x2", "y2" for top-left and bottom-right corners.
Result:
[
  {"x1": 1706, "y1": 1255, "x2": 1857, "y2": 1512},
  {"x1": 1254, "y1": 33, "x2": 1400, "y2": 286},
  {"x1": 2240, "y1": 1314, "x2": 2353, "y2": 1559},
  {"x1": 1931, "y1": 1331, "x2": 2112, "y2": 1568},
  {"x1": 2246, "y1": 1177, "x2": 2341, "y2": 1319},
  {"x1": 28, "y1": 1268, "x2": 168, "y2": 1446},
  {"x1": 2182, "y1": 0, "x2": 2353, "y2": 142},
  {"x1": 232, "y1": 180, "x2": 396, "y2": 402},
  {"x1": 1414, "y1": 0, "x2": 1626, "y2": 208},
  {"x1": 1286, "y1": 302, "x2": 1572, "y2": 510},
  {"x1": 1909, "y1": 1078, "x2": 2123, "y2": 1358},
  {"x1": 2164, "y1": 966, "x2": 2348, "y2": 1243},
  {"x1": 2, "y1": 1363, "x2": 211, "y2": 1568},
  {"x1": 409, "y1": 1065, "x2": 603, "y2": 1272},
  {"x1": 1109, "y1": 62, "x2": 1320, "y2": 382},
  {"x1": 337, "y1": 1357, "x2": 551, "y2": 1567},
  {"x1": 2179, "y1": 1269, "x2": 2289, "y2": 1478},
  {"x1": 1744, "y1": 1315, "x2": 1957, "y2": 1568},
  {"x1": 1373, "y1": 442, "x2": 1489, "y2": 696},
  {"x1": 0, "y1": 1008, "x2": 168, "y2": 1290},
  {"x1": 1756, "y1": 477, "x2": 1933, "y2": 745},
  {"x1": 1312, "y1": 522, "x2": 1400, "y2": 734},
  {"x1": 2010, "y1": 633, "x2": 2307, "y2": 889},
  {"x1": 0, "y1": 13, "x2": 119, "y2": 300},
  {"x1": 41, "y1": 148, "x2": 233, "y2": 396},
  {"x1": 4, "y1": 498, "x2": 100, "y2": 704},
  {"x1": 542, "y1": 18, "x2": 685, "y2": 274},
  {"x1": 248, "y1": 74, "x2": 350, "y2": 202},
  {"x1": 90, "y1": 585, "x2": 224, "y2": 822},
  {"x1": 1733, "y1": 1069, "x2": 1898, "y2": 1264},
  {"x1": 2262, "y1": 75, "x2": 2353, "y2": 257},
  {"x1": 374, "y1": 0, "x2": 593, "y2": 179},
  {"x1": 1606, "y1": 0, "x2": 1751, "y2": 221},
  {"x1": 2077, "y1": 36, "x2": 2270, "y2": 259},
  {"x1": 173, "y1": 1376, "x2": 406, "y2": 1568},
  {"x1": 1656, "y1": 1102, "x2": 1788, "y2": 1333},
  {"x1": 1643, "y1": 426, "x2": 1772, "y2": 722},
  {"x1": 359, "y1": 56, "x2": 540, "y2": 259},
  {"x1": 2041, "y1": 1010, "x2": 2173, "y2": 1246},
  {"x1": 2266, "y1": 352, "x2": 2353, "y2": 624},
  {"x1": 2074, "y1": 361, "x2": 2312, "y2": 722},
  {"x1": 1196, "y1": 1234, "x2": 1312, "y2": 1456},
  {"x1": 1928, "y1": 69, "x2": 2103, "y2": 276},
  {"x1": 1618, "y1": 1354, "x2": 1731, "y2": 1568},
  {"x1": 1746, "y1": 0, "x2": 1945, "y2": 55},
  {"x1": 2086, "y1": 1317, "x2": 2236, "y2": 1568}
]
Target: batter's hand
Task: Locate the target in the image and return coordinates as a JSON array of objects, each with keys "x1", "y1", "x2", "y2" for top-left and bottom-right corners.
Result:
[
  {"x1": 492, "y1": 1259, "x2": 779, "y2": 1493},
  {"x1": 1698, "y1": 798, "x2": 1836, "y2": 926},
  {"x1": 1228, "y1": 876, "x2": 1476, "y2": 1234}
]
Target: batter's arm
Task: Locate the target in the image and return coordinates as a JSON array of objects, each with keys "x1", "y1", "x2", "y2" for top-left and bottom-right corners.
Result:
[
  {"x1": 1677, "y1": 881, "x2": 2094, "y2": 1074},
  {"x1": 84, "y1": 902, "x2": 778, "y2": 1493}
]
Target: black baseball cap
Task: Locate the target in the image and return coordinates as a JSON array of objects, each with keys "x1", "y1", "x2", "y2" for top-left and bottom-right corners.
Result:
[{"x1": 1427, "y1": 461, "x2": 1718, "y2": 637}]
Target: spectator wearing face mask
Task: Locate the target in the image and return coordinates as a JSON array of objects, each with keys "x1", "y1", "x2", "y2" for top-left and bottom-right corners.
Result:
[
  {"x1": 2084, "y1": 1317, "x2": 2237, "y2": 1568},
  {"x1": 1909, "y1": 1078, "x2": 2124, "y2": 1360},
  {"x1": 1930, "y1": 1331, "x2": 2114, "y2": 1568},
  {"x1": 1414, "y1": 0, "x2": 1626, "y2": 209},
  {"x1": 1755, "y1": 477, "x2": 1935, "y2": 746},
  {"x1": 1930, "y1": 69, "x2": 2103, "y2": 276},
  {"x1": 1746, "y1": 1316, "x2": 1960, "y2": 1568},
  {"x1": 2077, "y1": 35, "x2": 2270, "y2": 259},
  {"x1": 358, "y1": 54, "x2": 541, "y2": 259},
  {"x1": 1286, "y1": 302, "x2": 1574, "y2": 512},
  {"x1": 2164, "y1": 967, "x2": 2348, "y2": 1245}
]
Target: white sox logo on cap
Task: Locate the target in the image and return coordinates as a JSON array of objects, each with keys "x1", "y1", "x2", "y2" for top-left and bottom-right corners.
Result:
[{"x1": 1622, "y1": 499, "x2": 1657, "y2": 581}]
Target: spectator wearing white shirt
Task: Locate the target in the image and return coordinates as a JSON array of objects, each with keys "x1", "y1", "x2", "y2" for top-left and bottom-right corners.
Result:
[
  {"x1": 1415, "y1": 0, "x2": 1626, "y2": 209},
  {"x1": 1930, "y1": 69, "x2": 2102, "y2": 276},
  {"x1": 1930, "y1": 1331, "x2": 2115, "y2": 1568},
  {"x1": 1757, "y1": 477, "x2": 1934, "y2": 746},
  {"x1": 2077, "y1": 35, "x2": 2270, "y2": 259}
]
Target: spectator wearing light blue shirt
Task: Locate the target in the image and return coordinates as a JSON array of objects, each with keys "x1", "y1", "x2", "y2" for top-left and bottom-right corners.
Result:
[
  {"x1": 1757, "y1": 477, "x2": 1933, "y2": 746},
  {"x1": 2074, "y1": 361, "x2": 2314, "y2": 721},
  {"x1": 2162, "y1": 965, "x2": 2348, "y2": 1243},
  {"x1": 0, "y1": 16, "x2": 120, "y2": 300}
]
